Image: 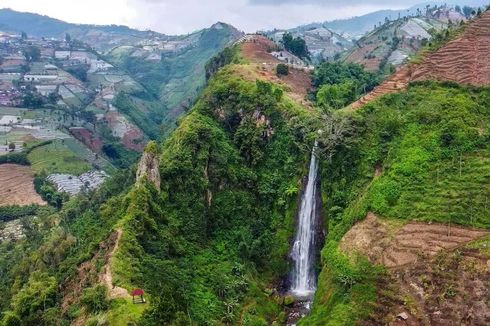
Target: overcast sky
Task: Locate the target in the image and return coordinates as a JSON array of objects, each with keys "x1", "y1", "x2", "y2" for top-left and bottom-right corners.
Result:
[{"x1": 0, "y1": 0, "x2": 486, "y2": 34}]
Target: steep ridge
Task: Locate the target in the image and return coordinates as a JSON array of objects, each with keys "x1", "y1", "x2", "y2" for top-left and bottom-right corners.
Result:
[
  {"x1": 351, "y1": 10, "x2": 490, "y2": 109},
  {"x1": 237, "y1": 35, "x2": 312, "y2": 105}
]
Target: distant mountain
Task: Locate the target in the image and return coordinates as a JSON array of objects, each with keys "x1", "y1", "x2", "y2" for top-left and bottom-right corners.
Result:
[
  {"x1": 0, "y1": 8, "x2": 243, "y2": 136},
  {"x1": 324, "y1": 1, "x2": 488, "y2": 38},
  {"x1": 324, "y1": 9, "x2": 419, "y2": 39},
  {"x1": 342, "y1": 6, "x2": 465, "y2": 71},
  {"x1": 0, "y1": 8, "x2": 164, "y2": 50},
  {"x1": 266, "y1": 26, "x2": 352, "y2": 62}
]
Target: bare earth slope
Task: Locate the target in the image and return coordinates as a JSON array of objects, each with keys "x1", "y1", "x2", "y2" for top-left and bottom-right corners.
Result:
[
  {"x1": 351, "y1": 10, "x2": 490, "y2": 109},
  {"x1": 238, "y1": 35, "x2": 312, "y2": 106},
  {"x1": 0, "y1": 164, "x2": 45, "y2": 206},
  {"x1": 340, "y1": 213, "x2": 490, "y2": 326}
]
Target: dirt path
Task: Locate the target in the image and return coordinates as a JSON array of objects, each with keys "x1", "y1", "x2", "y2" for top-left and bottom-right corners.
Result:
[
  {"x1": 99, "y1": 228, "x2": 130, "y2": 299},
  {"x1": 61, "y1": 229, "x2": 129, "y2": 315}
]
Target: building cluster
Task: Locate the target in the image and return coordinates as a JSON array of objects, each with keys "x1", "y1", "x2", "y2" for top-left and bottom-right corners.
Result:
[{"x1": 0, "y1": 32, "x2": 114, "y2": 109}]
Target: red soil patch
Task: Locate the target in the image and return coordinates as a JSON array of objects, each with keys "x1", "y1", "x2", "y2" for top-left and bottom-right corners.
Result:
[
  {"x1": 344, "y1": 42, "x2": 382, "y2": 71},
  {"x1": 105, "y1": 111, "x2": 146, "y2": 152},
  {"x1": 0, "y1": 164, "x2": 45, "y2": 206},
  {"x1": 69, "y1": 127, "x2": 103, "y2": 153},
  {"x1": 342, "y1": 213, "x2": 490, "y2": 325},
  {"x1": 361, "y1": 243, "x2": 490, "y2": 326},
  {"x1": 351, "y1": 10, "x2": 490, "y2": 109},
  {"x1": 239, "y1": 35, "x2": 313, "y2": 106}
]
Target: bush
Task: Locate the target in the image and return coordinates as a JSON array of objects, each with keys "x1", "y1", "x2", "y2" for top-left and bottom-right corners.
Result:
[
  {"x1": 1, "y1": 312, "x2": 21, "y2": 326},
  {"x1": 276, "y1": 64, "x2": 289, "y2": 76},
  {"x1": 0, "y1": 205, "x2": 38, "y2": 222},
  {"x1": 81, "y1": 285, "x2": 109, "y2": 313}
]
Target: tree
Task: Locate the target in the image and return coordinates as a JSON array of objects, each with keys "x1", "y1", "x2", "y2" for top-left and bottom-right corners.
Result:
[
  {"x1": 21, "y1": 31, "x2": 27, "y2": 40},
  {"x1": 316, "y1": 112, "x2": 356, "y2": 161},
  {"x1": 8, "y1": 142, "x2": 15, "y2": 151},
  {"x1": 316, "y1": 81, "x2": 356, "y2": 110},
  {"x1": 281, "y1": 32, "x2": 310, "y2": 60},
  {"x1": 455, "y1": 5, "x2": 462, "y2": 13},
  {"x1": 65, "y1": 33, "x2": 71, "y2": 43},
  {"x1": 22, "y1": 45, "x2": 41, "y2": 62},
  {"x1": 276, "y1": 63, "x2": 289, "y2": 76},
  {"x1": 462, "y1": 6, "x2": 473, "y2": 18}
]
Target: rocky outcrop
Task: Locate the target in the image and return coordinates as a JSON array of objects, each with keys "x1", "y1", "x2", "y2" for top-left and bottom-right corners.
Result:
[{"x1": 136, "y1": 141, "x2": 160, "y2": 191}]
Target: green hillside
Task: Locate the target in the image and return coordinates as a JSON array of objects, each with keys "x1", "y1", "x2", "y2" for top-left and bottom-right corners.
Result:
[
  {"x1": 303, "y1": 81, "x2": 490, "y2": 324},
  {"x1": 0, "y1": 45, "x2": 321, "y2": 324},
  {"x1": 107, "y1": 23, "x2": 242, "y2": 136}
]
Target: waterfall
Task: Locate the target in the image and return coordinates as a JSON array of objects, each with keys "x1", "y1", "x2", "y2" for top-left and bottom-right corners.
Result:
[{"x1": 290, "y1": 143, "x2": 319, "y2": 298}]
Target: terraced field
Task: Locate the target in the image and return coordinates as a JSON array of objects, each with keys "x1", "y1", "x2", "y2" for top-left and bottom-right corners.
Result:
[
  {"x1": 0, "y1": 164, "x2": 45, "y2": 206},
  {"x1": 27, "y1": 140, "x2": 91, "y2": 175},
  {"x1": 351, "y1": 11, "x2": 490, "y2": 109}
]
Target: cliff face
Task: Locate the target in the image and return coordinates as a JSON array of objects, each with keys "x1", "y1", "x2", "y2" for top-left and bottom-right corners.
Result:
[{"x1": 136, "y1": 142, "x2": 160, "y2": 191}]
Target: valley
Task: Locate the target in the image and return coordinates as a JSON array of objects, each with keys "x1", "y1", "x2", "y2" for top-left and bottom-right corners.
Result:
[{"x1": 0, "y1": 2, "x2": 489, "y2": 326}]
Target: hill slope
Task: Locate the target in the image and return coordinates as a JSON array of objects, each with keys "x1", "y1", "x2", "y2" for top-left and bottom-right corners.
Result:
[
  {"x1": 0, "y1": 8, "x2": 161, "y2": 50},
  {"x1": 303, "y1": 9, "x2": 490, "y2": 326},
  {"x1": 107, "y1": 23, "x2": 243, "y2": 135},
  {"x1": 351, "y1": 9, "x2": 490, "y2": 108}
]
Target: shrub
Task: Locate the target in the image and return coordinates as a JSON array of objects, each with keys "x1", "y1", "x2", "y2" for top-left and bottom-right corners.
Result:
[
  {"x1": 276, "y1": 63, "x2": 289, "y2": 76},
  {"x1": 81, "y1": 285, "x2": 109, "y2": 313}
]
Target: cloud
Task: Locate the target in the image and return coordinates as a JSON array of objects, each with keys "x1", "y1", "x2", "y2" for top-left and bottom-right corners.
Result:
[
  {"x1": 249, "y1": 0, "x2": 417, "y2": 5},
  {"x1": 124, "y1": 0, "x2": 397, "y2": 33},
  {"x1": 1, "y1": 0, "x2": 486, "y2": 35}
]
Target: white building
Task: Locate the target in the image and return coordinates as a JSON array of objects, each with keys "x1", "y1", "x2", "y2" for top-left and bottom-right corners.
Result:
[
  {"x1": 35, "y1": 85, "x2": 58, "y2": 96},
  {"x1": 55, "y1": 51, "x2": 70, "y2": 59},
  {"x1": 24, "y1": 74, "x2": 58, "y2": 82}
]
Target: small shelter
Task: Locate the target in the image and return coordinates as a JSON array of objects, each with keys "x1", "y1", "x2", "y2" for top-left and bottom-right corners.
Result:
[{"x1": 131, "y1": 288, "x2": 146, "y2": 304}]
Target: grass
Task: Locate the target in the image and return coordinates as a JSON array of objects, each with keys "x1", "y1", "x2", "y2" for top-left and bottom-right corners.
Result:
[
  {"x1": 27, "y1": 140, "x2": 91, "y2": 175},
  {"x1": 104, "y1": 297, "x2": 148, "y2": 325},
  {"x1": 305, "y1": 82, "x2": 490, "y2": 325}
]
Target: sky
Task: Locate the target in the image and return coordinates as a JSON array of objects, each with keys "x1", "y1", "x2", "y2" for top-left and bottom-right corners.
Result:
[{"x1": 0, "y1": 0, "x2": 487, "y2": 34}]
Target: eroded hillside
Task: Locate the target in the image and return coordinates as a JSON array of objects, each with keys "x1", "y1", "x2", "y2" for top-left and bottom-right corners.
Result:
[{"x1": 351, "y1": 10, "x2": 490, "y2": 109}]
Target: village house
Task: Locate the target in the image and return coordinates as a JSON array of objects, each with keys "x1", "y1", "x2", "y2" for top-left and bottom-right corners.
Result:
[
  {"x1": 0, "y1": 90, "x2": 21, "y2": 106},
  {"x1": 54, "y1": 50, "x2": 70, "y2": 60},
  {"x1": 88, "y1": 59, "x2": 113, "y2": 73},
  {"x1": 35, "y1": 84, "x2": 58, "y2": 96},
  {"x1": 23, "y1": 74, "x2": 58, "y2": 82}
]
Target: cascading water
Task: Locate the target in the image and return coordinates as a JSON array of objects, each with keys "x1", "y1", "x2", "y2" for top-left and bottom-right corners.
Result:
[{"x1": 290, "y1": 143, "x2": 319, "y2": 299}]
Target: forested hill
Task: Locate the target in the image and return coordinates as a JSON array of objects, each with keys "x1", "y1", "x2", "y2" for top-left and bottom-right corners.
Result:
[{"x1": 0, "y1": 34, "x2": 323, "y2": 324}]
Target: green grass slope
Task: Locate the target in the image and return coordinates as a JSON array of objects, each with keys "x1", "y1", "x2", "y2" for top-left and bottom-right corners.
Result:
[
  {"x1": 109, "y1": 65, "x2": 321, "y2": 325},
  {"x1": 107, "y1": 24, "x2": 242, "y2": 136},
  {"x1": 302, "y1": 81, "x2": 490, "y2": 325}
]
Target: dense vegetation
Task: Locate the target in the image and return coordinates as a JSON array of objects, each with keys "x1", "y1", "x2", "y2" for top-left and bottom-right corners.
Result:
[
  {"x1": 312, "y1": 62, "x2": 379, "y2": 110},
  {"x1": 108, "y1": 67, "x2": 321, "y2": 325},
  {"x1": 281, "y1": 32, "x2": 310, "y2": 60},
  {"x1": 303, "y1": 81, "x2": 490, "y2": 324},
  {"x1": 0, "y1": 169, "x2": 135, "y2": 324}
]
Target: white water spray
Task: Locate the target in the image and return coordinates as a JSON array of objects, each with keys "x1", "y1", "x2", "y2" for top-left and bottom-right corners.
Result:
[{"x1": 290, "y1": 143, "x2": 319, "y2": 298}]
